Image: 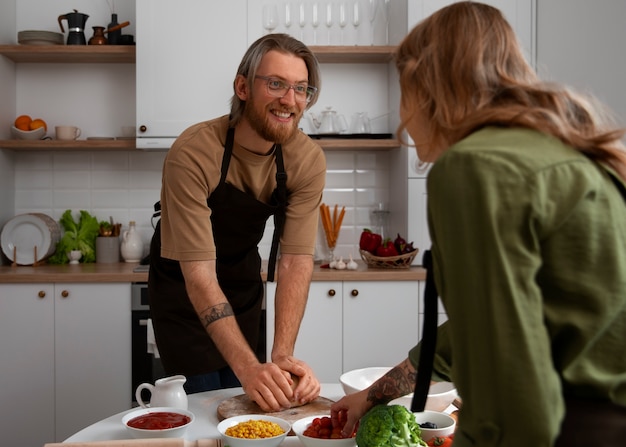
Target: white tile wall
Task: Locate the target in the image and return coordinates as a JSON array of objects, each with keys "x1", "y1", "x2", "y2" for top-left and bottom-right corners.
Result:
[{"x1": 13, "y1": 149, "x2": 392, "y2": 261}]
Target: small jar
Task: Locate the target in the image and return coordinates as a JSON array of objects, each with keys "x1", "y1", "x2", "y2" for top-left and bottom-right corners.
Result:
[
  {"x1": 88, "y1": 26, "x2": 107, "y2": 45},
  {"x1": 121, "y1": 221, "x2": 144, "y2": 262}
]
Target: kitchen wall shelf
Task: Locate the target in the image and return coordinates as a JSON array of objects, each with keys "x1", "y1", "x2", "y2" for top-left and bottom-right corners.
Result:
[
  {"x1": 309, "y1": 46, "x2": 395, "y2": 63},
  {"x1": 0, "y1": 139, "x2": 135, "y2": 151},
  {"x1": 0, "y1": 45, "x2": 393, "y2": 64},
  {"x1": 317, "y1": 138, "x2": 400, "y2": 150},
  {"x1": 0, "y1": 45, "x2": 135, "y2": 63},
  {"x1": 0, "y1": 138, "x2": 400, "y2": 152}
]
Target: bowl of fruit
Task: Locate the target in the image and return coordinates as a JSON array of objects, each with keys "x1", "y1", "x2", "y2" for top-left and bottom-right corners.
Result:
[
  {"x1": 359, "y1": 230, "x2": 418, "y2": 269},
  {"x1": 11, "y1": 115, "x2": 47, "y2": 140}
]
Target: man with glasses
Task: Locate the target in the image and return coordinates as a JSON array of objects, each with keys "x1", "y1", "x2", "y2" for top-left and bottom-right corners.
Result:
[{"x1": 148, "y1": 33, "x2": 325, "y2": 412}]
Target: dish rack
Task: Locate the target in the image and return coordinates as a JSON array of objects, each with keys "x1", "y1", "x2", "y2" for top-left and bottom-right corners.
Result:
[{"x1": 359, "y1": 249, "x2": 419, "y2": 269}]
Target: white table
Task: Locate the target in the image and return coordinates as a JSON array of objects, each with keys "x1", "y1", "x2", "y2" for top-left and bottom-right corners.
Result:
[{"x1": 64, "y1": 384, "x2": 346, "y2": 443}]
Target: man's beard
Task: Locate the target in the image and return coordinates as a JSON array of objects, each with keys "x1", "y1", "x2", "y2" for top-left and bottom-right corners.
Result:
[{"x1": 244, "y1": 96, "x2": 302, "y2": 144}]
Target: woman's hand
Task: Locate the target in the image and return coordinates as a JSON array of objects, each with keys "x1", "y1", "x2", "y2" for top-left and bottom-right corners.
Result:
[{"x1": 330, "y1": 389, "x2": 373, "y2": 438}]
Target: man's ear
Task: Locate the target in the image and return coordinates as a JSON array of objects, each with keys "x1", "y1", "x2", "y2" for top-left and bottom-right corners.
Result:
[{"x1": 234, "y1": 74, "x2": 249, "y2": 101}]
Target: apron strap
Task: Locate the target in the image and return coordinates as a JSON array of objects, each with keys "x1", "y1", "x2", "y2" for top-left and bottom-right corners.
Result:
[
  {"x1": 150, "y1": 127, "x2": 236, "y2": 219},
  {"x1": 411, "y1": 249, "x2": 438, "y2": 412},
  {"x1": 220, "y1": 127, "x2": 236, "y2": 183},
  {"x1": 267, "y1": 144, "x2": 287, "y2": 282}
]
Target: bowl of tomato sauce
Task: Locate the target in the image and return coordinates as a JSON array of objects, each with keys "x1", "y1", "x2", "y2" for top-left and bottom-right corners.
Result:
[{"x1": 122, "y1": 406, "x2": 195, "y2": 438}]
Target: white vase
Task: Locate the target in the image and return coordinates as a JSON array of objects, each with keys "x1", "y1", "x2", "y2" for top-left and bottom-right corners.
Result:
[{"x1": 120, "y1": 221, "x2": 144, "y2": 262}]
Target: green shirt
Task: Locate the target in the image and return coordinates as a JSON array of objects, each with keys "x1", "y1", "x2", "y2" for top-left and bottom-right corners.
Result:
[{"x1": 409, "y1": 127, "x2": 626, "y2": 447}]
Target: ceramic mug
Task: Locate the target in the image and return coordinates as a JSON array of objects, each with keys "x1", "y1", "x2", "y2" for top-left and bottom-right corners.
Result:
[{"x1": 55, "y1": 126, "x2": 81, "y2": 140}]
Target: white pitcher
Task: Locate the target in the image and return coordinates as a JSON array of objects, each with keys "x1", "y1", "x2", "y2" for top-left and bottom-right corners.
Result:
[
  {"x1": 120, "y1": 220, "x2": 144, "y2": 262},
  {"x1": 135, "y1": 374, "x2": 188, "y2": 410}
]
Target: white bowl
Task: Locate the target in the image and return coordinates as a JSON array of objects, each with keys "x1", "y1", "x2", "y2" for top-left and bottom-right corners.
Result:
[
  {"x1": 413, "y1": 410, "x2": 456, "y2": 442},
  {"x1": 122, "y1": 406, "x2": 194, "y2": 439},
  {"x1": 292, "y1": 415, "x2": 357, "y2": 447},
  {"x1": 339, "y1": 367, "x2": 457, "y2": 411},
  {"x1": 11, "y1": 125, "x2": 46, "y2": 140},
  {"x1": 217, "y1": 414, "x2": 290, "y2": 447}
]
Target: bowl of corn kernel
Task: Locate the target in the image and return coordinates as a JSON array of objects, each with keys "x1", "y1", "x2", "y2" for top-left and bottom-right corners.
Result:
[{"x1": 217, "y1": 414, "x2": 291, "y2": 447}]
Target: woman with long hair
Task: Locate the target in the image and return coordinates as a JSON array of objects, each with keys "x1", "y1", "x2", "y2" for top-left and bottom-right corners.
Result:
[{"x1": 331, "y1": 3, "x2": 626, "y2": 446}]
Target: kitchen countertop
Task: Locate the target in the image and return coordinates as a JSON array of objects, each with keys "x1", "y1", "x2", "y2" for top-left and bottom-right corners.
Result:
[{"x1": 0, "y1": 260, "x2": 426, "y2": 283}]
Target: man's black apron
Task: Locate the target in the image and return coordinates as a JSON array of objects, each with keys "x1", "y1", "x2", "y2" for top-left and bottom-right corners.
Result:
[{"x1": 148, "y1": 127, "x2": 287, "y2": 376}]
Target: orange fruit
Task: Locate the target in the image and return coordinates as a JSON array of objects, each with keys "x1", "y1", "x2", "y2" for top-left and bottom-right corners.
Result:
[
  {"x1": 14, "y1": 115, "x2": 32, "y2": 131},
  {"x1": 29, "y1": 118, "x2": 47, "y2": 131}
]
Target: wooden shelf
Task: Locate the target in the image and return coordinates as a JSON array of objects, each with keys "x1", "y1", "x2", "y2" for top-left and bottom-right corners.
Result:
[
  {"x1": 0, "y1": 138, "x2": 400, "y2": 152},
  {"x1": 310, "y1": 46, "x2": 395, "y2": 63},
  {"x1": 316, "y1": 138, "x2": 400, "y2": 150},
  {"x1": 0, "y1": 139, "x2": 136, "y2": 151},
  {"x1": 0, "y1": 45, "x2": 135, "y2": 63},
  {"x1": 0, "y1": 44, "x2": 393, "y2": 64}
]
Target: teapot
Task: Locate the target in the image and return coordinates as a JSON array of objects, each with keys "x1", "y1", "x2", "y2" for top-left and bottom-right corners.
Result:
[
  {"x1": 135, "y1": 375, "x2": 188, "y2": 410},
  {"x1": 58, "y1": 9, "x2": 89, "y2": 45},
  {"x1": 309, "y1": 107, "x2": 348, "y2": 134}
]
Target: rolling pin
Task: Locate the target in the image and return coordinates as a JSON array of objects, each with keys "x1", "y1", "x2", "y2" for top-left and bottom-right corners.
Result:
[{"x1": 44, "y1": 439, "x2": 222, "y2": 447}]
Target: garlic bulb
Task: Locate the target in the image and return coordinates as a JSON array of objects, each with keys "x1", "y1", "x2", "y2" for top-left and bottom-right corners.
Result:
[
  {"x1": 347, "y1": 254, "x2": 358, "y2": 270},
  {"x1": 329, "y1": 257, "x2": 337, "y2": 269},
  {"x1": 336, "y1": 256, "x2": 347, "y2": 269}
]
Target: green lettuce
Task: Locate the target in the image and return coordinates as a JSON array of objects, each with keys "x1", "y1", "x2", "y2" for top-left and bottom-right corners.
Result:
[{"x1": 48, "y1": 210, "x2": 100, "y2": 264}]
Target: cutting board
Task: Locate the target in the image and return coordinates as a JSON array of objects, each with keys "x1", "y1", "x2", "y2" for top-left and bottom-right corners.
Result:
[{"x1": 217, "y1": 394, "x2": 335, "y2": 426}]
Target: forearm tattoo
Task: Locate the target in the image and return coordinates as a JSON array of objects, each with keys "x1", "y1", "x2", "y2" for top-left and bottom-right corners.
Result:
[
  {"x1": 366, "y1": 365, "x2": 417, "y2": 406},
  {"x1": 200, "y1": 303, "x2": 234, "y2": 328}
]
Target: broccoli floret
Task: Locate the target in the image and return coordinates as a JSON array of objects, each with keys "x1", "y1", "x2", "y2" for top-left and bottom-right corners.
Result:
[{"x1": 356, "y1": 405, "x2": 427, "y2": 447}]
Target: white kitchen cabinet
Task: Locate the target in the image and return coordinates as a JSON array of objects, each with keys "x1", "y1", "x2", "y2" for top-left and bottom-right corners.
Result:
[
  {"x1": 266, "y1": 280, "x2": 418, "y2": 383},
  {"x1": 135, "y1": 0, "x2": 248, "y2": 149},
  {"x1": 0, "y1": 283, "x2": 131, "y2": 446},
  {"x1": 0, "y1": 283, "x2": 55, "y2": 447}
]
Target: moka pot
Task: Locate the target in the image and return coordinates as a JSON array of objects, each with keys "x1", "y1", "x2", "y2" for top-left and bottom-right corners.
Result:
[{"x1": 58, "y1": 9, "x2": 89, "y2": 45}]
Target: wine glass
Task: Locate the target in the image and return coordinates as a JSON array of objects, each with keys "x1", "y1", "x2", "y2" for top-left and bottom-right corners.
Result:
[
  {"x1": 298, "y1": 2, "x2": 307, "y2": 41},
  {"x1": 325, "y1": 2, "x2": 334, "y2": 45},
  {"x1": 381, "y1": 0, "x2": 390, "y2": 44},
  {"x1": 338, "y1": 2, "x2": 348, "y2": 45},
  {"x1": 311, "y1": 2, "x2": 320, "y2": 45},
  {"x1": 284, "y1": 2, "x2": 293, "y2": 35},
  {"x1": 352, "y1": 0, "x2": 361, "y2": 44},
  {"x1": 262, "y1": 4, "x2": 279, "y2": 35},
  {"x1": 368, "y1": 0, "x2": 378, "y2": 45}
]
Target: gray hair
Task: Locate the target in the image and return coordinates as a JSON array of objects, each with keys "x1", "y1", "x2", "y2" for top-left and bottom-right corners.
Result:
[{"x1": 229, "y1": 33, "x2": 321, "y2": 126}]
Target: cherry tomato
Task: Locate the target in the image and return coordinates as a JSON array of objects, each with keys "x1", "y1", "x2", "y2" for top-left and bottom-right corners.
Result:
[
  {"x1": 426, "y1": 435, "x2": 454, "y2": 447},
  {"x1": 302, "y1": 416, "x2": 354, "y2": 439}
]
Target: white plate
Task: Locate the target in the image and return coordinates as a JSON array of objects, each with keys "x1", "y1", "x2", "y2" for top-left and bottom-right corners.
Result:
[{"x1": 1, "y1": 213, "x2": 61, "y2": 265}]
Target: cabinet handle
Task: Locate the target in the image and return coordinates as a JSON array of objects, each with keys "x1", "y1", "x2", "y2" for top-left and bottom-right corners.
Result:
[
  {"x1": 139, "y1": 125, "x2": 147, "y2": 133},
  {"x1": 61, "y1": 290, "x2": 69, "y2": 298},
  {"x1": 328, "y1": 289, "x2": 336, "y2": 297},
  {"x1": 350, "y1": 289, "x2": 359, "y2": 297},
  {"x1": 38, "y1": 290, "x2": 46, "y2": 299}
]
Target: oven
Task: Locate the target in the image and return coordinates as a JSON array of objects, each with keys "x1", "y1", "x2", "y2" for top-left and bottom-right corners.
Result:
[{"x1": 131, "y1": 282, "x2": 166, "y2": 404}]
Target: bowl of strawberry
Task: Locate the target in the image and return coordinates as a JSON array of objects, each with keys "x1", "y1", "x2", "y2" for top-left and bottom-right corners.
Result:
[{"x1": 292, "y1": 415, "x2": 356, "y2": 447}]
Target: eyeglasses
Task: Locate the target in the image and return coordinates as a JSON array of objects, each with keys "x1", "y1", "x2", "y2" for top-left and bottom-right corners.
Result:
[{"x1": 255, "y1": 75, "x2": 317, "y2": 103}]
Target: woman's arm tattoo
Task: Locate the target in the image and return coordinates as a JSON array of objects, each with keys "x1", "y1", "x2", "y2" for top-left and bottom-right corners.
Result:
[
  {"x1": 366, "y1": 365, "x2": 417, "y2": 406},
  {"x1": 200, "y1": 303, "x2": 234, "y2": 328}
]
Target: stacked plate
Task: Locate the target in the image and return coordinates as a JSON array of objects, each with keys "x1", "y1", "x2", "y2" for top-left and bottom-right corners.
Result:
[
  {"x1": 1, "y1": 213, "x2": 61, "y2": 265},
  {"x1": 18, "y1": 30, "x2": 64, "y2": 46}
]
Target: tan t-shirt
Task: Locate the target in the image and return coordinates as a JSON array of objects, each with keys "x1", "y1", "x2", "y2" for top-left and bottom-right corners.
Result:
[{"x1": 159, "y1": 115, "x2": 326, "y2": 261}]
